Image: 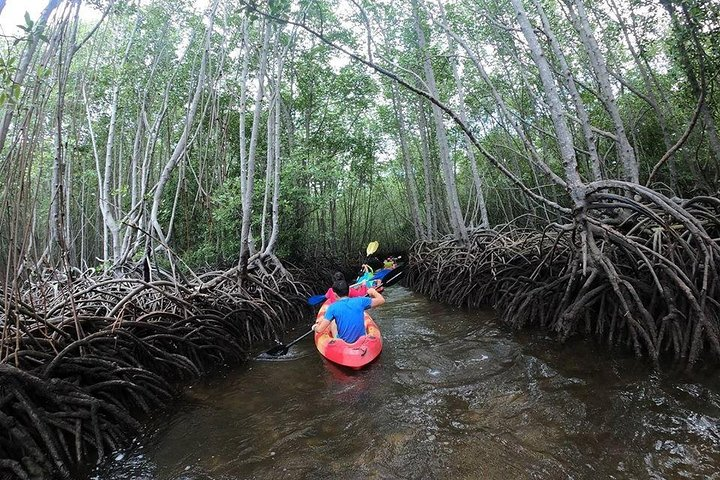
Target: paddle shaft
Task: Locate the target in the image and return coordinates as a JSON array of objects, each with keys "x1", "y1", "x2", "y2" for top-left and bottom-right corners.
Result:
[{"x1": 283, "y1": 328, "x2": 314, "y2": 349}]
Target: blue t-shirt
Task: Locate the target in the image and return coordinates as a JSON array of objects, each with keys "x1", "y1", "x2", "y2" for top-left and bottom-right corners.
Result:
[{"x1": 324, "y1": 297, "x2": 372, "y2": 343}]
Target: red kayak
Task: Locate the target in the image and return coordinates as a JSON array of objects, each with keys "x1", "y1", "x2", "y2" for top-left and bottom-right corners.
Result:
[{"x1": 314, "y1": 299, "x2": 383, "y2": 369}]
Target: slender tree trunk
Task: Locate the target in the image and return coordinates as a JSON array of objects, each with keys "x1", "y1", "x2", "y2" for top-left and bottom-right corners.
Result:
[
  {"x1": 416, "y1": 99, "x2": 437, "y2": 239},
  {"x1": 239, "y1": 18, "x2": 271, "y2": 271},
  {"x1": 437, "y1": 4, "x2": 490, "y2": 227},
  {"x1": 265, "y1": 19, "x2": 298, "y2": 255},
  {"x1": 565, "y1": 0, "x2": 638, "y2": 183},
  {"x1": 411, "y1": 0, "x2": 467, "y2": 242},
  {"x1": 510, "y1": 0, "x2": 585, "y2": 206},
  {"x1": 0, "y1": 0, "x2": 61, "y2": 156},
  {"x1": 94, "y1": 16, "x2": 139, "y2": 262},
  {"x1": 260, "y1": 93, "x2": 275, "y2": 251},
  {"x1": 265, "y1": 89, "x2": 282, "y2": 255},
  {"x1": 532, "y1": 0, "x2": 602, "y2": 182},
  {"x1": 48, "y1": 2, "x2": 80, "y2": 266},
  {"x1": 391, "y1": 84, "x2": 424, "y2": 239},
  {"x1": 238, "y1": 17, "x2": 251, "y2": 201},
  {"x1": 151, "y1": 1, "x2": 217, "y2": 250}
]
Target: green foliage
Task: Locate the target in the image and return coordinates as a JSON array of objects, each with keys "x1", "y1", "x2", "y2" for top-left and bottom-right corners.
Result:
[
  {"x1": 0, "y1": 56, "x2": 19, "y2": 107},
  {"x1": 4, "y1": 0, "x2": 720, "y2": 271}
]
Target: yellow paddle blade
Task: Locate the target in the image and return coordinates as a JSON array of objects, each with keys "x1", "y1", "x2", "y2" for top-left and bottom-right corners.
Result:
[{"x1": 366, "y1": 241, "x2": 379, "y2": 255}]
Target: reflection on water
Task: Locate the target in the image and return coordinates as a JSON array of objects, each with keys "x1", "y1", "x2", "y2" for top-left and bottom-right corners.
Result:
[{"x1": 93, "y1": 288, "x2": 720, "y2": 479}]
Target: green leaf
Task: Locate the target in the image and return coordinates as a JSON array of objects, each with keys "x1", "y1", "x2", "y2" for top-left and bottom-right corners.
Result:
[{"x1": 24, "y1": 11, "x2": 33, "y2": 29}]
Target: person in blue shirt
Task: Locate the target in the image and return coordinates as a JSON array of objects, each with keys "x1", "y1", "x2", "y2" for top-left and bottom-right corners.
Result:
[{"x1": 313, "y1": 273, "x2": 385, "y2": 343}]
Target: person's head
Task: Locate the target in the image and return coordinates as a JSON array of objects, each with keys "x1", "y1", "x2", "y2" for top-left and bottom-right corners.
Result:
[{"x1": 331, "y1": 271, "x2": 349, "y2": 297}]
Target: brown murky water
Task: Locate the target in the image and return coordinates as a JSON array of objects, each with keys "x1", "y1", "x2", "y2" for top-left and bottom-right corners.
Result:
[{"x1": 93, "y1": 287, "x2": 720, "y2": 479}]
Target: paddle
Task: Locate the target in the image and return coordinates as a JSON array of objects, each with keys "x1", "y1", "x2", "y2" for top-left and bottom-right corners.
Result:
[
  {"x1": 379, "y1": 266, "x2": 405, "y2": 287},
  {"x1": 306, "y1": 264, "x2": 406, "y2": 306},
  {"x1": 307, "y1": 293, "x2": 329, "y2": 306},
  {"x1": 367, "y1": 241, "x2": 379, "y2": 256},
  {"x1": 306, "y1": 242, "x2": 379, "y2": 306},
  {"x1": 306, "y1": 279, "x2": 369, "y2": 306},
  {"x1": 307, "y1": 270, "x2": 385, "y2": 306},
  {"x1": 265, "y1": 328, "x2": 314, "y2": 356}
]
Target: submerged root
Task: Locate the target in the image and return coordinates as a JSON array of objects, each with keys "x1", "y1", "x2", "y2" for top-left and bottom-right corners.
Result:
[
  {"x1": 0, "y1": 255, "x2": 310, "y2": 479},
  {"x1": 407, "y1": 187, "x2": 720, "y2": 368}
]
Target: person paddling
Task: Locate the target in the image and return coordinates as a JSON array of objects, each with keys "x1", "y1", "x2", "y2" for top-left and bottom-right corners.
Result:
[{"x1": 313, "y1": 273, "x2": 385, "y2": 343}]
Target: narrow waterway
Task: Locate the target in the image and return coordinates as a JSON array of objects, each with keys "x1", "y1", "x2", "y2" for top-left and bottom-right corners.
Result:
[{"x1": 94, "y1": 287, "x2": 720, "y2": 479}]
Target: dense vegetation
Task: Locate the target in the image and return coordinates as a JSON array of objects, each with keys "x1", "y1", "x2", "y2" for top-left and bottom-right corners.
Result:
[
  {"x1": 1, "y1": 0, "x2": 719, "y2": 477},
  {"x1": 1, "y1": 0, "x2": 718, "y2": 268}
]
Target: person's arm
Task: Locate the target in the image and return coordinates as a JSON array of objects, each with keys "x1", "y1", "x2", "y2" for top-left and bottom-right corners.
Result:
[
  {"x1": 366, "y1": 287, "x2": 385, "y2": 308},
  {"x1": 313, "y1": 317, "x2": 331, "y2": 332},
  {"x1": 313, "y1": 306, "x2": 334, "y2": 332}
]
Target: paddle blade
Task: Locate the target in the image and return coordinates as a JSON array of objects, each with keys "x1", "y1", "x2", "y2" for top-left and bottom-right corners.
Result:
[
  {"x1": 265, "y1": 344, "x2": 290, "y2": 356},
  {"x1": 265, "y1": 329, "x2": 314, "y2": 356},
  {"x1": 307, "y1": 294, "x2": 327, "y2": 306},
  {"x1": 366, "y1": 241, "x2": 379, "y2": 255}
]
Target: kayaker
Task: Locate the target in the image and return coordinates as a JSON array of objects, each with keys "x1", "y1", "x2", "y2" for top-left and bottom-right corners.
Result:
[
  {"x1": 325, "y1": 271, "x2": 368, "y2": 302},
  {"x1": 313, "y1": 274, "x2": 385, "y2": 343},
  {"x1": 357, "y1": 263, "x2": 374, "y2": 285}
]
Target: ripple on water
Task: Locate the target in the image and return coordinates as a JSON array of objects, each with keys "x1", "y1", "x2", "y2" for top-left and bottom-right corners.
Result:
[{"x1": 93, "y1": 287, "x2": 720, "y2": 480}]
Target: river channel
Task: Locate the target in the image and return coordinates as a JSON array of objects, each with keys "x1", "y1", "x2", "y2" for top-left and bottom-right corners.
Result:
[{"x1": 93, "y1": 287, "x2": 720, "y2": 479}]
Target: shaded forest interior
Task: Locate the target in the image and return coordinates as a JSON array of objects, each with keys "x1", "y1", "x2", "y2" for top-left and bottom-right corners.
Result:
[{"x1": 1, "y1": 0, "x2": 720, "y2": 478}]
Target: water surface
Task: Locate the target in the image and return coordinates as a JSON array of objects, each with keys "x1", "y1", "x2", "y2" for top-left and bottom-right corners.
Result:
[{"x1": 94, "y1": 287, "x2": 720, "y2": 479}]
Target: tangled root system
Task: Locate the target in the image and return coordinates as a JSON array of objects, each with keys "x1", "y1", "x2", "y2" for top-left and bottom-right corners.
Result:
[
  {"x1": 0, "y1": 255, "x2": 310, "y2": 479},
  {"x1": 407, "y1": 184, "x2": 720, "y2": 368}
]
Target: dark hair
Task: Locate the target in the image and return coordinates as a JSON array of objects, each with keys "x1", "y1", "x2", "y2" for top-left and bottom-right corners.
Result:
[{"x1": 331, "y1": 272, "x2": 349, "y2": 297}]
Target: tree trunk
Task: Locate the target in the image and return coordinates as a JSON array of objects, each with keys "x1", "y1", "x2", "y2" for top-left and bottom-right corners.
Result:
[
  {"x1": 151, "y1": 1, "x2": 217, "y2": 250},
  {"x1": 510, "y1": 0, "x2": 585, "y2": 206},
  {"x1": 437, "y1": 2, "x2": 490, "y2": 228},
  {"x1": 239, "y1": 18, "x2": 271, "y2": 271},
  {"x1": 0, "y1": 0, "x2": 61, "y2": 155},
  {"x1": 565, "y1": 0, "x2": 638, "y2": 183},
  {"x1": 416, "y1": 99, "x2": 437, "y2": 239},
  {"x1": 532, "y1": 0, "x2": 603, "y2": 182},
  {"x1": 48, "y1": 2, "x2": 80, "y2": 266},
  {"x1": 391, "y1": 84, "x2": 424, "y2": 239},
  {"x1": 411, "y1": 0, "x2": 467, "y2": 242}
]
